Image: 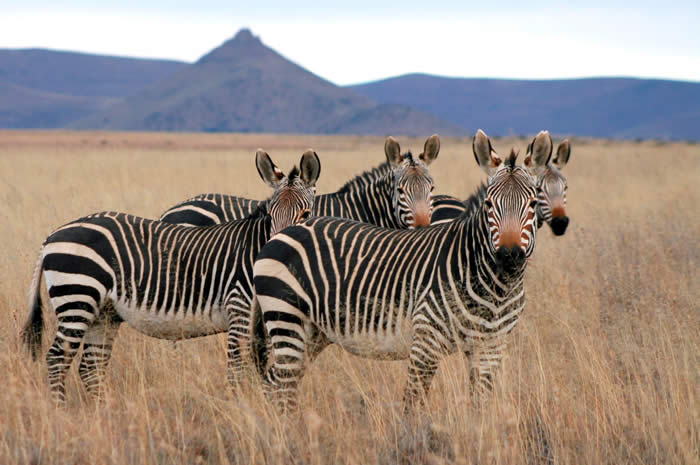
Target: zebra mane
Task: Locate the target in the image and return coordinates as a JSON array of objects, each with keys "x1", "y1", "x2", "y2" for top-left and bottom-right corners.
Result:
[
  {"x1": 505, "y1": 149, "x2": 519, "y2": 169},
  {"x1": 463, "y1": 183, "x2": 487, "y2": 208},
  {"x1": 247, "y1": 202, "x2": 269, "y2": 219},
  {"x1": 335, "y1": 162, "x2": 392, "y2": 194},
  {"x1": 459, "y1": 183, "x2": 487, "y2": 219},
  {"x1": 287, "y1": 166, "x2": 300, "y2": 181}
]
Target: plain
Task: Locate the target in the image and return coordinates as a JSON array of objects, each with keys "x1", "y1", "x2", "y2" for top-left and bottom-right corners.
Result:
[{"x1": 0, "y1": 131, "x2": 697, "y2": 464}]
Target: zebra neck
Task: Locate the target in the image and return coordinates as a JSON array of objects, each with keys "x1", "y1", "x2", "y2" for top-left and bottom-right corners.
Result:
[
  {"x1": 454, "y1": 206, "x2": 525, "y2": 300},
  {"x1": 322, "y1": 171, "x2": 399, "y2": 227},
  {"x1": 222, "y1": 211, "x2": 272, "y2": 242}
]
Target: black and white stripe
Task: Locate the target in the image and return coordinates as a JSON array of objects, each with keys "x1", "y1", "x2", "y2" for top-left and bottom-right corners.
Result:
[
  {"x1": 160, "y1": 135, "x2": 441, "y2": 229},
  {"x1": 252, "y1": 130, "x2": 551, "y2": 413},
  {"x1": 21, "y1": 149, "x2": 321, "y2": 404}
]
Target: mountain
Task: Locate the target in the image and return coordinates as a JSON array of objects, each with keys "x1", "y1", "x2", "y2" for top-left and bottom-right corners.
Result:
[
  {"x1": 349, "y1": 74, "x2": 700, "y2": 140},
  {"x1": 4, "y1": 31, "x2": 697, "y2": 139},
  {"x1": 0, "y1": 48, "x2": 186, "y2": 98},
  {"x1": 73, "y1": 29, "x2": 463, "y2": 136},
  {"x1": 0, "y1": 79, "x2": 118, "y2": 128},
  {"x1": 0, "y1": 48, "x2": 186, "y2": 128}
]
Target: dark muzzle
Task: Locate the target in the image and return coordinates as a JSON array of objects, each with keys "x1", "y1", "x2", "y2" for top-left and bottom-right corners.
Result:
[
  {"x1": 495, "y1": 245, "x2": 527, "y2": 275},
  {"x1": 550, "y1": 216, "x2": 569, "y2": 236}
]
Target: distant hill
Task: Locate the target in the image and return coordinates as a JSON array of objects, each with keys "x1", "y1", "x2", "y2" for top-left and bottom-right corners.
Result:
[
  {"x1": 0, "y1": 48, "x2": 186, "y2": 128},
  {"x1": 349, "y1": 74, "x2": 700, "y2": 140},
  {"x1": 3, "y1": 31, "x2": 698, "y2": 139},
  {"x1": 74, "y1": 29, "x2": 463, "y2": 136},
  {"x1": 0, "y1": 79, "x2": 118, "y2": 128},
  {"x1": 0, "y1": 48, "x2": 186, "y2": 98}
]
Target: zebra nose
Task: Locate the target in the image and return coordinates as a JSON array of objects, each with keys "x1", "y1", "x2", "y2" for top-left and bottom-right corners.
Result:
[
  {"x1": 495, "y1": 245, "x2": 526, "y2": 274},
  {"x1": 551, "y1": 204, "x2": 566, "y2": 218},
  {"x1": 412, "y1": 203, "x2": 431, "y2": 228},
  {"x1": 550, "y1": 216, "x2": 569, "y2": 236},
  {"x1": 413, "y1": 213, "x2": 431, "y2": 228}
]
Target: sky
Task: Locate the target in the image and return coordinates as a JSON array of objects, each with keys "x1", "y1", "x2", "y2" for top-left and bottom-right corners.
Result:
[{"x1": 3, "y1": 1, "x2": 699, "y2": 85}]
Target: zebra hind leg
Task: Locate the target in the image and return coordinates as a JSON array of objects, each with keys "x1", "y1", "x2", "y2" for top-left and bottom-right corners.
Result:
[
  {"x1": 46, "y1": 307, "x2": 96, "y2": 406},
  {"x1": 260, "y1": 305, "x2": 308, "y2": 414},
  {"x1": 78, "y1": 309, "x2": 120, "y2": 401}
]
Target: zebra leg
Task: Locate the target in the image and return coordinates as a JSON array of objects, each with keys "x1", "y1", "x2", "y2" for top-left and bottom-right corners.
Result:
[
  {"x1": 225, "y1": 288, "x2": 253, "y2": 387},
  {"x1": 78, "y1": 312, "x2": 120, "y2": 401},
  {"x1": 259, "y1": 297, "x2": 308, "y2": 414},
  {"x1": 468, "y1": 338, "x2": 508, "y2": 403},
  {"x1": 46, "y1": 307, "x2": 96, "y2": 405},
  {"x1": 403, "y1": 329, "x2": 441, "y2": 412},
  {"x1": 305, "y1": 323, "x2": 330, "y2": 363}
]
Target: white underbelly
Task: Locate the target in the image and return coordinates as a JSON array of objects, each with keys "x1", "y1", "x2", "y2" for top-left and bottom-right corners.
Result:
[
  {"x1": 112, "y1": 299, "x2": 228, "y2": 340},
  {"x1": 327, "y1": 321, "x2": 414, "y2": 360}
]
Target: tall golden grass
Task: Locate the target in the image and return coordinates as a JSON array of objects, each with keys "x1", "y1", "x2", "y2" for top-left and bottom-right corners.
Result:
[{"x1": 0, "y1": 130, "x2": 697, "y2": 464}]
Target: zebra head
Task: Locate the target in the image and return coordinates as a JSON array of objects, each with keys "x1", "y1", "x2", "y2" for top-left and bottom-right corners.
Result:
[
  {"x1": 525, "y1": 136, "x2": 570, "y2": 236},
  {"x1": 256, "y1": 149, "x2": 321, "y2": 236},
  {"x1": 385, "y1": 134, "x2": 440, "y2": 228},
  {"x1": 473, "y1": 129, "x2": 539, "y2": 276}
]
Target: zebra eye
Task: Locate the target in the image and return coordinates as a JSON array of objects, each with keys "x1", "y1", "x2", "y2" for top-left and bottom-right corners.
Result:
[
  {"x1": 529, "y1": 199, "x2": 538, "y2": 209},
  {"x1": 484, "y1": 199, "x2": 493, "y2": 209},
  {"x1": 396, "y1": 187, "x2": 405, "y2": 195},
  {"x1": 299, "y1": 210, "x2": 311, "y2": 221}
]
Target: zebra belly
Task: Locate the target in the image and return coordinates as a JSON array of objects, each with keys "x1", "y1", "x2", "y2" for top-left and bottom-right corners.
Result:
[
  {"x1": 325, "y1": 321, "x2": 414, "y2": 361},
  {"x1": 111, "y1": 299, "x2": 228, "y2": 340}
]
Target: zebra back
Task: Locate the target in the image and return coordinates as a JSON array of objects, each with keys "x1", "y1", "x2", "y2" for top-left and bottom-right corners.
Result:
[{"x1": 160, "y1": 135, "x2": 441, "y2": 229}]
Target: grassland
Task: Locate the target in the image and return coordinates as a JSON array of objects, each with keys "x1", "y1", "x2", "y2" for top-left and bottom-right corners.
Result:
[{"x1": 0, "y1": 130, "x2": 697, "y2": 464}]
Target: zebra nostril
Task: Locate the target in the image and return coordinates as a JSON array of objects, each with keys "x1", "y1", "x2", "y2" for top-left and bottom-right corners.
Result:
[{"x1": 550, "y1": 216, "x2": 569, "y2": 236}]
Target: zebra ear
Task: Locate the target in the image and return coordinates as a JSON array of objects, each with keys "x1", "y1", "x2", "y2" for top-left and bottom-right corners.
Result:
[
  {"x1": 256, "y1": 149, "x2": 285, "y2": 188},
  {"x1": 473, "y1": 129, "x2": 501, "y2": 175},
  {"x1": 419, "y1": 134, "x2": 440, "y2": 165},
  {"x1": 299, "y1": 149, "x2": 321, "y2": 187},
  {"x1": 553, "y1": 140, "x2": 571, "y2": 169},
  {"x1": 524, "y1": 130, "x2": 552, "y2": 172},
  {"x1": 385, "y1": 136, "x2": 403, "y2": 167}
]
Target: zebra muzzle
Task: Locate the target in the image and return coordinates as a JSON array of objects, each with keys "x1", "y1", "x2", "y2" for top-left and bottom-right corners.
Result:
[
  {"x1": 550, "y1": 216, "x2": 569, "y2": 236},
  {"x1": 411, "y1": 203, "x2": 432, "y2": 228},
  {"x1": 495, "y1": 245, "x2": 526, "y2": 275}
]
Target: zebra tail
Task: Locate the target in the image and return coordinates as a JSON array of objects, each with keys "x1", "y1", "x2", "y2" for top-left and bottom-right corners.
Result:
[
  {"x1": 22, "y1": 250, "x2": 45, "y2": 361},
  {"x1": 250, "y1": 296, "x2": 269, "y2": 378}
]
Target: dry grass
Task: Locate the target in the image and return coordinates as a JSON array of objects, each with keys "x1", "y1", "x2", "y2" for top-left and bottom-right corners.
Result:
[{"x1": 0, "y1": 130, "x2": 697, "y2": 464}]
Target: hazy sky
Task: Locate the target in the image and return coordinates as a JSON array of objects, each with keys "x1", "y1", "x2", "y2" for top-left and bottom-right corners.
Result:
[{"x1": 4, "y1": 1, "x2": 699, "y2": 85}]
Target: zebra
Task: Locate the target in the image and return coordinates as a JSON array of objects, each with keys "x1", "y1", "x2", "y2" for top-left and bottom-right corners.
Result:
[
  {"x1": 529, "y1": 138, "x2": 570, "y2": 235},
  {"x1": 252, "y1": 129, "x2": 551, "y2": 413},
  {"x1": 20, "y1": 149, "x2": 321, "y2": 405},
  {"x1": 431, "y1": 139, "x2": 571, "y2": 235},
  {"x1": 159, "y1": 135, "x2": 441, "y2": 229}
]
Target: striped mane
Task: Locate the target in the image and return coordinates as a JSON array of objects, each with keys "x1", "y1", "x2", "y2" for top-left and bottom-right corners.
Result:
[
  {"x1": 460, "y1": 183, "x2": 487, "y2": 219},
  {"x1": 335, "y1": 162, "x2": 392, "y2": 194}
]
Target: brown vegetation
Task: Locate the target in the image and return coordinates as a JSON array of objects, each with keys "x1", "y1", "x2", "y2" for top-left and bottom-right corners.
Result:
[{"x1": 0, "y1": 130, "x2": 697, "y2": 464}]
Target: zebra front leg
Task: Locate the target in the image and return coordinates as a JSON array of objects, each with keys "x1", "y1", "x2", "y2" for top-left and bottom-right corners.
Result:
[
  {"x1": 78, "y1": 315, "x2": 120, "y2": 401},
  {"x1": 468, "y1": 338, "x2": 508, "y2": 404},
  {"x1": 259, "y1": 296, "x2": 307, "y2": 414},
  {"x1": 225, "y1": 288, "x2": 253, "y2": 387},
  {"x1": 403, "y1": 329, "x2": 441, "y2": 413}
]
